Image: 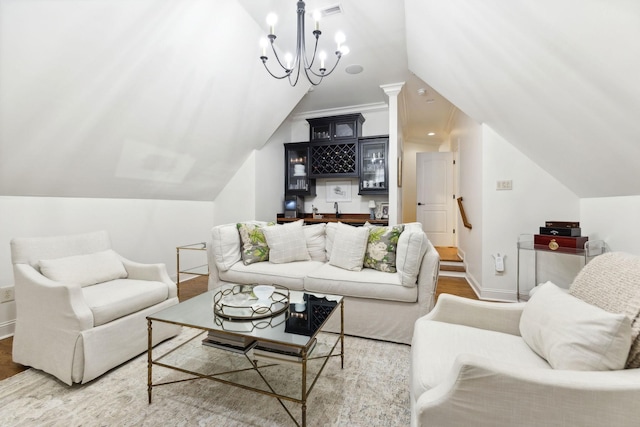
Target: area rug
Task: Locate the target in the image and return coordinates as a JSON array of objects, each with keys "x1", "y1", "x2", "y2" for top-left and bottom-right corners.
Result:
[{"x1": 0, "y1": 329, "x2": 411, "y2": 426}]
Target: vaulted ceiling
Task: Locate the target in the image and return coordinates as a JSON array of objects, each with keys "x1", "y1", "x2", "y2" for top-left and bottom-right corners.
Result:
[{"x1": 1, "y1": 0, "x2": 638, "y2": 201}]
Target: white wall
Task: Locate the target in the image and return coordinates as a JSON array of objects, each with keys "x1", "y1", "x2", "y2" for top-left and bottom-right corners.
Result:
[
  {"x1": 581, "y1": 196, "x2": 640, "y2": 253},
  {"x1": 0, "y1": 196, "x2": 214, "y2": 337},
  {"x1": 479, "y1": 125, "x2": 580, "y2": 301},
  {"x1": 453, "y1": 111, "x2": 484, "y2": 293}
]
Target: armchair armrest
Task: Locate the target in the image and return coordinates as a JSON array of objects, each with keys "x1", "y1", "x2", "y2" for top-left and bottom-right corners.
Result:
[
  {"x1": 416, "y1": 354, "x2": 640, "y2": 426},
  {"x1": 13, "y1": 264, "x2": 94, "y2": 331},
  {"x1": 424, "y1": 293, "x2": 525, "y2": 336},
  {"x1": 119, "y1": 257, "x2": 177, "y2": 298}
]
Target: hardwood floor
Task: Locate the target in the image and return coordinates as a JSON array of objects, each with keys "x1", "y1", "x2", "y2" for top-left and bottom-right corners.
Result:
[{"x1": 0, "y1": 273, "x2": 476, "y2": 381}]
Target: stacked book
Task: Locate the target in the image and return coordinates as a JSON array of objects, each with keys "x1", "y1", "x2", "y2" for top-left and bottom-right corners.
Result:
[
  {"x1": 534, "y1": 221, "x2": 588, "y2": 252},
  {"x1": 202, "y1": 331, "x2": 256, "y2": 354},
  {"x1": 251, "y1": 339, "x2": 317, "y2": 365}
]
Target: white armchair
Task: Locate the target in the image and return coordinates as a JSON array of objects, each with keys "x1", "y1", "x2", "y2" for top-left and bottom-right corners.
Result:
[
  {"x1": 10, "y1": 230, "x2": 181, "y2": 385},
  {"x1": 411, "y1": 252, "x2": 640, "y2": 427}
]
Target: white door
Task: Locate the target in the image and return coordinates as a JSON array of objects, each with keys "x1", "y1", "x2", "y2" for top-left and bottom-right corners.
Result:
[{"x1": 416, "y1": 152, "x2": 454, "y2": 246}]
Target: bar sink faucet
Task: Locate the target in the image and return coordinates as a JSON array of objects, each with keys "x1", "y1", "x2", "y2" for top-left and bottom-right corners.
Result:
[{"x1": 334, "y1": 202, "x2": 341, "y2": 218}]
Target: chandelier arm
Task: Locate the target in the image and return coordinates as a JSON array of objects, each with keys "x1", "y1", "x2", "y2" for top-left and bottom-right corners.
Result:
[
  {"x1": 261, "y1": 61, "x2": 294, "y2": 80},
  {"x1": 302, "y1": 33, "x2": 320, "y2": 71},
  {"x1": 303, "y1": 67, "x2": 324, "y2": 86},
  {"x1": 306, "y1": 52, "x2": 342, "y2": 78},
  {"x1": 269, "y1": 41, "x2": 292, "y2": 75}
]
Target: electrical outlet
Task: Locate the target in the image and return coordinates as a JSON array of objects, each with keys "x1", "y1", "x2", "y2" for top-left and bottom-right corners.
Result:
[
  {"x1": 496, "y1": 180, "x2": 513, "y2": 190},
  {"x1": 0, "y1": 286, "x2": 14, "y2": 303}
]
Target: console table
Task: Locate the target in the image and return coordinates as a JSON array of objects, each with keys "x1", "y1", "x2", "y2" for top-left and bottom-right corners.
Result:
[{"x1": 516, "y1": 234, "x2": 606, "y2": 301}]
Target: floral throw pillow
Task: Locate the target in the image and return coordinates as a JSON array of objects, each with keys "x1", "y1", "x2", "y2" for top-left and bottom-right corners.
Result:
[
  {"x1": 237, "y1": 222, "x2": 274, "y2": 265},
  {"x1": 363, "y1": 224, "x2": 405, "y2": 272}
]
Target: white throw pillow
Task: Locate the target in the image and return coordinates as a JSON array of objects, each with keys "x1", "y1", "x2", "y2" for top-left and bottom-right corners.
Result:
[
  {"x1": 395, "y1": 228, "x2": 428, "y2": 287},
  {"x1": 263, "y1": 220, "x2": 310, "y2": 264},
  {"x1": 303, "y1": 223, "x2": 327, "y2": 261},
  {"x1": 520, "y1": 281, "x2": 632, "y2": 371},
  {"x1": 324, "y1": 222, "x2": 338, "y2": 259},
  {"x1": 328, "y1": 223, "x2": 370, "y2": 271},
  {"x1": 39, "y1": 249, "x2": 128, "y2": 287}
]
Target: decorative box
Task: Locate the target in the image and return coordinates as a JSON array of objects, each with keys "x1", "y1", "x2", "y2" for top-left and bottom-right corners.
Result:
[
  {"x1": 539, "y1": 227, "x2": 582, "y2": 237},
  {"x1": 534, "y1": 234, "x2": 589, "y2": 253}
]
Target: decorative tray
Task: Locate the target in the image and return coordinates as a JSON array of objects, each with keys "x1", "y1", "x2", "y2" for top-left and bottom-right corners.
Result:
[{"x1": 213, "y1": 284, "x2": 290, "y2": 320}]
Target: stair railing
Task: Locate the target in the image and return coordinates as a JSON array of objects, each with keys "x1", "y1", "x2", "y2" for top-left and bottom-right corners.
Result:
[{"x1": 457, "y1": 197, "x2": 472, "y2": 230}]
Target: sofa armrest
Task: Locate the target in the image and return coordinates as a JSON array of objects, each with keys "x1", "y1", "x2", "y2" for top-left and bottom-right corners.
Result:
[
  {"x1": 206, "y1": 242, "x2": 222, "y2": 290},
  {"x1": 13, "y1": 264, "x2": 94, "y2": 331},
  {"x1": 423, "y1": 293, "x2": 525, "y2": 336},
  {"x1": 119, "y1": 257, "x2": 177, "y2": 298},
  {"x1": 415, "y1": 354, "x2": 640, "y2": 427}
]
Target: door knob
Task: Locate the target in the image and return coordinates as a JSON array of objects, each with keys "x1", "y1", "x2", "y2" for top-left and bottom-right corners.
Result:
[{"x1": 417, "y1": 202, "x2": 424, "y2": 205}]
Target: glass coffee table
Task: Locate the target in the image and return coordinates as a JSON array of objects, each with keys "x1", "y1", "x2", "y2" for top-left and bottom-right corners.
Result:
[{"x1": 146, "y1": 285, "x2": 344, "y2": 427}]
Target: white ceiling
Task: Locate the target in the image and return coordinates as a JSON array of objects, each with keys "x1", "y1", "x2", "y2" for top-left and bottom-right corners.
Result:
[{"x1": 1, "y1": 0, "x2": 638, "y2": 201}]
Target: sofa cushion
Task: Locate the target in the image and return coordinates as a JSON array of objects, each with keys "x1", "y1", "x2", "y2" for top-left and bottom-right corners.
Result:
[
  {"x1": 520, "y1": 281, "x2": 632, "y2": 371},
  {"x1": 396, "y1": 228, "x2": 428, "y2": 287},
  {"x1": 363, "y1": 224, "x2": 404, "y2": 273},
  {"x1": 39, "y1": 249, "x2": 128, "y2": 287},
  {"x1": 237, "y1": 222, "x2": 273, "y2": 265},
  {"x1": 329, "y1": 223, "x2": 369, "y2": 271},
  {"x1": 303, "y1": 223, "x2": 327, "y2": 261},
  {"x1": 82, "y1": 279, "x2": 169, "y2": 326},
  {"x1": 411, "y1": 316, "x2": 551, "y2": 401},
  {"x1": 211, "y1": 223, "x2": 242, "y2": 272},
  {"x1": 324, "y1": 222, "x2": 338, "y2": 259},
  {"x1": 305, "y1": 264, "x2": 417, "y2": 303},
  {"x1": 263, "y1": 220, "x2": 310, "y2": 264},
  {"x1": 220, "y1": 260, "x2": 324, "y2": 291}
]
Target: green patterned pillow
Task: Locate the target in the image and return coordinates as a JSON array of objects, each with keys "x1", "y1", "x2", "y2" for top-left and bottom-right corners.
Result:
[
  {"x1": 363, "y1": 224, "x2": 405, "y2": 272},
  {"x1": 237, "y1": 222, "x2": 274, "y2": 265}
]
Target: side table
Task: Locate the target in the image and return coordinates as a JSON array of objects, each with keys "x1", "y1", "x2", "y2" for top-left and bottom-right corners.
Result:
[{"x1": 176, "y1": 242, "x2": 209, "y2": 298}]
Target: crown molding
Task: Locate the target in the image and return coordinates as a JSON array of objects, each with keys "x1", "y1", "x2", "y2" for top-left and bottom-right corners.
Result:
[{"x1": 291, "y1": 102, "x2": 389, "y2": 121}]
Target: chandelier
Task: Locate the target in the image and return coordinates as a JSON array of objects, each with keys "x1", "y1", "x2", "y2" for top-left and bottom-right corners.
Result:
[{"x1": 259, "y1": 1, "x2": 350, "y2": 87}]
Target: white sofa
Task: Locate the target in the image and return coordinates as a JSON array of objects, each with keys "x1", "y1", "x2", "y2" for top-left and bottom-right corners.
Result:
[
  {"x1": 208, "y1": 220, "x2": 440, "y2": 344},
  {"x1": 410, "y1": 251, "x2": 640, "y2": 427},
  {"x1": 10, "y1": 230, "x2": 181, "y2": 385}
]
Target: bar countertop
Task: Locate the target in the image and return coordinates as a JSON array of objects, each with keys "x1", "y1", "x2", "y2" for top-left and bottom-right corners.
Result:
[{"x1": 276, "y1": 213, "x2": 388, "y2": 226}]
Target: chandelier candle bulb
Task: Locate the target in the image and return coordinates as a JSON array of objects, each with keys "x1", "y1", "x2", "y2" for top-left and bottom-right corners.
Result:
[
  {"x1": 266, "y1": 13, "x2": 277, "y2": 35},
  {"x1": 313, "y1": 10, "x2": 321, "y2": 31}
]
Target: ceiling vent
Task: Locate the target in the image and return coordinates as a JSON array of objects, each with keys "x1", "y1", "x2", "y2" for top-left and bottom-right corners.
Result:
[{"x1": 318, "y1": 4, "x2": 343, "y2": 18}]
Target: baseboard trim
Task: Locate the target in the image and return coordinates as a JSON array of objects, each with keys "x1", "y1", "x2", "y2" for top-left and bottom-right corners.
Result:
[{"x1": 0, "y1": 320, "x2": 15, "y2": 339}]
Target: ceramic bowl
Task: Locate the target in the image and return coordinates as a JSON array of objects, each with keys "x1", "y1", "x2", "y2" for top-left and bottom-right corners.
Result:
[{"x1": 253, "y1": 285, "x2": 275, "y2": 301}]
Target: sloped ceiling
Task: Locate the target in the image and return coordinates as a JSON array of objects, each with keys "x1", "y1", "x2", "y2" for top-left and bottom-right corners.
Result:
[
  {"x1": 0, "y1": 0, "x2": 308, "y2": 201},
  {"x1": 405, "y1": 0, "x2": 640, "y2": 198}
]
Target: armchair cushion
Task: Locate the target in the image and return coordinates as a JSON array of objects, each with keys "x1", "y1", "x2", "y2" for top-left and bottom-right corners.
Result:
[
  {"x1": 411, "y1": 315, "x2": 550, "y2": 400},
  {"x1": 520, "y1": 281, "x2": 632, "y2": 371},
  {"x1": 39, "y1": 249, "x2": 127, "y2": 287},
  {"x1": 82, "y1": 279, "x2": 170, "y2": 326}
]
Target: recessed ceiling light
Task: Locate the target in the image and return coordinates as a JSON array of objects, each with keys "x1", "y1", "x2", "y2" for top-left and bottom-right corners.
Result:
[
  {"x1": 345, "y1": 64, "x2": 363, "y2": 74},
  {"x1": 428, "y1": 132, "x2": 436, "y2": 136}
]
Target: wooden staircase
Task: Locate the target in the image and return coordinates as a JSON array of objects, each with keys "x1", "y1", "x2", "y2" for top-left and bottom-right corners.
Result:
[{"x1": 435, "y1": 246, "x2": 466, "y2": 278}]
